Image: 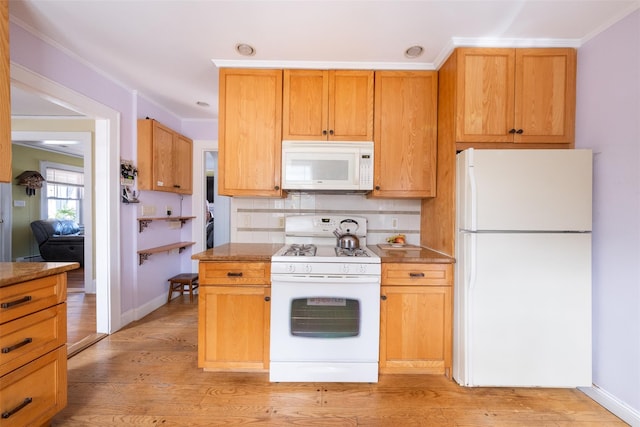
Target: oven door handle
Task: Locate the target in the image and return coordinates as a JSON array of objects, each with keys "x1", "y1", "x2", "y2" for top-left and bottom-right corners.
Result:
[{"x1": 271, "y1": 275, "x2": 379, "y2": 284}]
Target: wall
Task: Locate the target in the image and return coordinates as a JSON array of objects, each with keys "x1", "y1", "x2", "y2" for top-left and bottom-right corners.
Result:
[
  {"x1": 231, "y1": 194, "x2": 421, "y2": 246},
  {"x1": 9, "y1": 20, "x2": 215, "y2": 323},
  {"x1": 10, "y1": 144, "x2": 83, "y2": 259},
  {"x1": 576, "y1": 9, "x2": 640, "y2": 424}
]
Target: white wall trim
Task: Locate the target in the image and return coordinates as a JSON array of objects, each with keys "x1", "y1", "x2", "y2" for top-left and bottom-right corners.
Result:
[
  {"x1": 580, "y1": 386, "x2": 640, "y2": 426},
  {"x1": 11, "y1": 62, "x2": 123, "y2": 334},
  {"x1": 191, "y1": 139, "x2": 217, "y2": 272}
]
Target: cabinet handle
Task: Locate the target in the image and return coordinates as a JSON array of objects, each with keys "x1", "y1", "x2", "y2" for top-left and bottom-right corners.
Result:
[
  {"x1": 375, "y1": 186, "x2": 380, "y2": 191},
  {"x1": 329, "y1": 130, "x2": 334, "y2": 135},
  {"x1": 264, "y1": 296, "x2": 271, "y2": 302},
  {"x1": 322, "y1": 130, "x2": 327, "y2": 135},
  {"x1": 509, "y1": 128, "x2": 516, "y2": 134},
  {"x1": 2, "y1": 338, "x2": 33, "y2": 354},
  {"x1": 516, "y1": 129, "x2": 523, "y2": 134},
  {"x1": 1, "y1": 295, "x2": 32, "y2": 309},
  {"x1": 227, "y1": 272, "x2": 243, "y2": 277},
  {"x1": 409, "y1": 272, "x2": 425, "y2": 278},
  {"x1": 274, "y1": 185, "x2": 280, "y2": 191},
  {"x1": 380, "y1": 295, "x2": 387, "y2": 301},
  {"x1": 2, "y1": 397, "x2": 33, "y2": 419},
  {"x1": 173, "y1": 184, "x2": 181, "y2": 188}
]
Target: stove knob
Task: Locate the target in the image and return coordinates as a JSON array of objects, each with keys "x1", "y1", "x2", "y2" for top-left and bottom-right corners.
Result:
[
  {"x1": 305, "y1": 264, "x2": 312, "y2": 273},
  {"x1": 287, "y1": 264, "x2": 296, "y2": 273},
  {"x1": 359, "y1": 264, "x2": 367, "y2": 273},
  {"x1": 342, "y1": 264, "x2": 350, "y2": 273}
]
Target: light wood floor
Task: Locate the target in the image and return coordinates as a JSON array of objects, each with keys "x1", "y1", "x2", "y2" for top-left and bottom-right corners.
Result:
[
  {"x1": 66, "y1": 268, "x2": 106, "y2": 356},
  {"x1": 52, "y1": 296, "x2": 626, "y2": 426}
]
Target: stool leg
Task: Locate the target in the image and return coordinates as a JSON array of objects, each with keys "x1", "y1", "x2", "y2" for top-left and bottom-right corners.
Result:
[{"x1": 167, "y1": 281, "x2": 173, "y2": 303}]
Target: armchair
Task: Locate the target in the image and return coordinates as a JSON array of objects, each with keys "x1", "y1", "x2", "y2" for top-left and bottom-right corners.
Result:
[{"x1": 30, "y1": 219, "x2": 85, "y2": 266}]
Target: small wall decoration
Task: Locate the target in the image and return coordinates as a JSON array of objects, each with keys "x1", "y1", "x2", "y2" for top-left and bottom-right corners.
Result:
[
  {"x1": 16, "y1": 170, "x2": 46, "y2": 196},
  {"x1": 121, "y1": 159, "x2": 139, "y2": 203}
]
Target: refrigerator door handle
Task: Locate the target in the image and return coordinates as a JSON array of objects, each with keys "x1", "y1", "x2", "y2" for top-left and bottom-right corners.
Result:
[
  {"x1": 468, "y1": 161, "x2": 477, "y2": 231},
  {"x1": 468, "y1": 232, "x2": 477, "y2": 291}
]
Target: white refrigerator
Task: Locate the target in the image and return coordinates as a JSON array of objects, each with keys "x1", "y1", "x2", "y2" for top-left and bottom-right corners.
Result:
[{"x1": 453, "y1": 148, "x2": 593, "y2": 387}]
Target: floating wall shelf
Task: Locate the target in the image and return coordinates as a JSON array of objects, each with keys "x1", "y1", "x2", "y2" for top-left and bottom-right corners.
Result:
[
  {"x1": 137, "y1": 242, "x2": 195, "y2": 265},
  {"x1": 137, "y1": 216, "x2": 196, "y2": 233}
]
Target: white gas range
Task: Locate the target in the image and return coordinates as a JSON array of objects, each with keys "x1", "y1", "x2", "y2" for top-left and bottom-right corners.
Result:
[{"x1": 269, "y1": 215, "x2": 381, "y2": 383}]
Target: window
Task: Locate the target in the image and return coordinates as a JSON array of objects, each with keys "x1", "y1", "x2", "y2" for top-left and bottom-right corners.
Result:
[{"x1": 41, "y1": 162, "x2": 84, "y2": 224}]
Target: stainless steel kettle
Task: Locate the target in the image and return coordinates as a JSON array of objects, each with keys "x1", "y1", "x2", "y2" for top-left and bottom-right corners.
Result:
[{"x1": 335, "y1": 219, "x2": 360, "y2": 249}]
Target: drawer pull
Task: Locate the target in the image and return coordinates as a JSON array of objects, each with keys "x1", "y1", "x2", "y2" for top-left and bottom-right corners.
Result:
[
  {"x1": 409, "y1": 272, "x2": 425, "y2": 278},
  {"x1": 2, "y1": 337, "x2": 33, "y2": 354},
  {"x1": 2, "y1": 397, "x2": 33, "y2": 419},
  {"x1": 227, "y1": 272, "x2": 243, "y2": 277},
  {"x1": 1, "y1": 295, "x2": 32, "y2": 309}
]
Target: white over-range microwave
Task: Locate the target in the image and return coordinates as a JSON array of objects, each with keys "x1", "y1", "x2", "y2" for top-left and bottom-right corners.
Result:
[{"x1": 281, "y1": 141, "x2": 374, "y2": 191}]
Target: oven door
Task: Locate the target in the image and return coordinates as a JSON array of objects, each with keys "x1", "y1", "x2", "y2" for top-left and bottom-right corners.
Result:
[{"x1": 270, "y1": 275, "x2": 380, "y2": 364}]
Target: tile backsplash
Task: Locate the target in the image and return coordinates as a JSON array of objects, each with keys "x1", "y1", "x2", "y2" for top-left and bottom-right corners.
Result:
[{"x1": 230, "y1": 193, "x2": 421, "y2": 246}]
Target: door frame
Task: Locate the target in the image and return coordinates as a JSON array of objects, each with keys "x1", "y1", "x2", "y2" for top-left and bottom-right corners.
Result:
[{"x1": 11, "y1": 63, "x2": 122, "y2": 334}]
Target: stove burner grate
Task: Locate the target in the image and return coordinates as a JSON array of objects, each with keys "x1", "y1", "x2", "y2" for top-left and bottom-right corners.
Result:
[
  {"x1": 283, "y1": 244, "x2": 317, "y2": 257},
  {"x1": 335, "y1": 247, "x2": 370, "y2": 257}
]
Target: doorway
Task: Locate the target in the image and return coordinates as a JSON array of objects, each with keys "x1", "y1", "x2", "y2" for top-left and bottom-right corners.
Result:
[
  {"x1": 190, "y1": 142, "x2": 230, "y2": 266},
  {"x1": 11, "y1": 64, "x2": 121, "y2": 336}
]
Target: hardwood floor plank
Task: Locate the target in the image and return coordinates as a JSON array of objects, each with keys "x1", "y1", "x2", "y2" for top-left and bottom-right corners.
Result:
[{"x1": 52, "y1": 296, "x2": 626, "y2": 426}]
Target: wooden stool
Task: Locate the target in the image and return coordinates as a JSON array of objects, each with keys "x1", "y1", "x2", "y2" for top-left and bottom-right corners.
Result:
[{"x1": 167, "y1": 273, "x2": 199, "y2": 303}]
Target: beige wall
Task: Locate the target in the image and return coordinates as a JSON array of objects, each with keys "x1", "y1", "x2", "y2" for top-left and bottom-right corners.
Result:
[
  {"x1": 11, "y1": 144, "x2": 83, "y2": 259},
  {"x1": 10, "y1": 118, "x2": 92, "y2": 260}
]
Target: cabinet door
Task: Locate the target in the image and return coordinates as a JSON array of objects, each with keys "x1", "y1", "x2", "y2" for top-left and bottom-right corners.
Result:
[
  {"x1": 455, "y1": 48, "x2": 516, "y2": 143},
  {"x1": 329, "y1": 70, "x2": 374, "y2": 141},
  {"x1": 514, "y1": 48, "x2": 576, "y2": 144},
  {"x1": 0, "y1": 0, "x2": 10, "y2": 183},
  {"x1": 152, "y1": 121, "x2": 176, "y2": 190},
  {"x1": 283, "y1": 69, "x2": 374, "y2": 141},
  {"x1": 198, "y1": 285, "x2": 270, "y2": 371},
  {"x1": 173, "y1": 133, "x2": 193, "y2": 194},
  {"x1": 218, "y1": 69, "x2": 283, "y2": 197},
  {"x1": 380, "y1": 285, "x2": 451, "y2": 375},
  {"x1": 373, "y1": 71, "x2": 438, "y2": 198},
  {"x1": 283, "y1": 69, "x2": 327, "y2": 140}
]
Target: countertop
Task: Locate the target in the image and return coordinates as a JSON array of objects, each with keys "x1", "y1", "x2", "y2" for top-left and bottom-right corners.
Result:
[
  {"x1": 192, "y1": 243, "x2": 455, "y2": 264},
  {"x1": 0, "y1": 261, "x2": 80, "y2": 287},
  {"x1": 368, "y1": 245, "x2": 455, "y2": 264},
  {"x1": 192, "y1": 243, "x2": 284, "y2": 262}
]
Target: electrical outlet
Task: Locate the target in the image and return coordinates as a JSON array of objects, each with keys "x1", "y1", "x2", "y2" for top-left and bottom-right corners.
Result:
[
  {"x1": 392, "y1": 218, "x2": 398, "y2": 229},
  {"x1": 242, "y1": 215, "x2": 251, "y2": 227},
  {"x1": 278, "y1": 217, "x2": 285, "y2": 228},
  {"x1": 141, "y1": 205, "x2": 156, "y2": 216}
]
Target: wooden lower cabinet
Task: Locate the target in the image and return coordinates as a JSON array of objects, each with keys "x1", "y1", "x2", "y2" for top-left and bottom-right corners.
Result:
[
  {"x1": 0, "y1": 270, "x2": 69, "y2": 426},
  {"x1": 379, "y1": 263, "x2": 453, "y2": 377},
  {"x1": 197, "y1": 262, "x2": 271, "y2": 371}
]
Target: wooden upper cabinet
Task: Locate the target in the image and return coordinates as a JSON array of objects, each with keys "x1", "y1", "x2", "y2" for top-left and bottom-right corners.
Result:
[
  {"x1": 173, "y1": 133, "x2": 193, "y2": 194},
  {"x1": 137, "y1": 119, "x2": 193, "y2": 195},
  {"x1": 283, "y1": 69, "x2": 374, "y2": 141},
  {"x1": 514, "y1": 49, "x2": 576, "y2": 144},
  {"x1": 456, "y1": 48, "x2": 576, "y2": 145},
  {"x1": 218, "y1": 68, "x2": 283, "y2": 197},
  {"x1": 372, "y1": 71, "x2": 438, "y2": 198},
  {"x1": 0, "y1": 0, "x2": 11, "y2": 183}
]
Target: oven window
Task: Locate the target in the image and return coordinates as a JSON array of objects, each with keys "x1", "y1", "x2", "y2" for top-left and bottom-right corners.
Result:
[{"x1": 290, "y1": 297, "x2": 360, "y2": 338}]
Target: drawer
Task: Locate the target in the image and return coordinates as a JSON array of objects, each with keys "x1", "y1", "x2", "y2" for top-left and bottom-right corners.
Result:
[
  {"x1": 1, "y1": 304, "x2": 66, "y2": 377},
  {"x1": 0, "y1": 274, "x2": 66, "y2": 324},
  {"x1": 0, "y1": 346, "x2": 67, "y2": 427},
  {"x1": 382, "y1": 263, "x2": 453, "y2": 286},
  {"x1": 199, "y1": 262, "x2": 270, "y2": 285}
]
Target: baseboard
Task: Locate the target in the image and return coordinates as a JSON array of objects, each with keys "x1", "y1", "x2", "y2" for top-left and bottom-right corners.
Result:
[
  {"x1": 120, "y1": 293, "x2": 168, "y2": 327},
  {"x1": 580, "y1": 385, "x2": 640, "y2": 426}
]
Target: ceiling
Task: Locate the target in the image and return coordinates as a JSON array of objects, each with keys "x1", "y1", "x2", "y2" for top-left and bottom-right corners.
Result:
[{"x1": 8, "y1": 0, "x2": 640, "y2": 122}]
